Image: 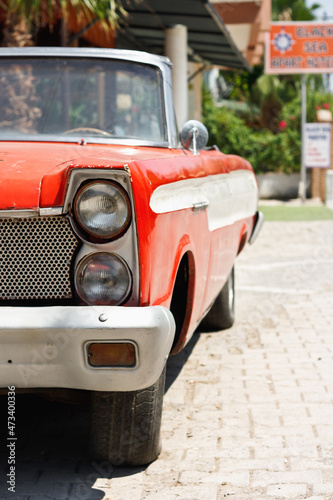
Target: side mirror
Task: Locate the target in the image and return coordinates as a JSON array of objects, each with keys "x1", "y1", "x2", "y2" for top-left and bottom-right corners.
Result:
[{"x1": 180, "y1": 120, "x2": 209, "y2": 155}]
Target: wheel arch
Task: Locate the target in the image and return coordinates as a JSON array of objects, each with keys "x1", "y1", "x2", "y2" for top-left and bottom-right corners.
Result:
[{"x1": 169, "y1": 250, "x2": 195, "y2": 355}]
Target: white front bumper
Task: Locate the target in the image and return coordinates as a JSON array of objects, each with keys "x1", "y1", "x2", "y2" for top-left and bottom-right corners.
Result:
[{"x1": 0, "y1": 305, "x2": 175, "y2": 392}]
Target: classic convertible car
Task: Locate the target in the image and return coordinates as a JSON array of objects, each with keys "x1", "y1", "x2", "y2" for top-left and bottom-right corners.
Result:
[{"x1": 0, "y1": 47, "x2": 262, "y2": 466}]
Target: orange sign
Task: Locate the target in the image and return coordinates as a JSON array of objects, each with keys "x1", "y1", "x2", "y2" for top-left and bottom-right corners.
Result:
[{"x1": 265, "y1": 22, "x2": 333, "y2": 74}]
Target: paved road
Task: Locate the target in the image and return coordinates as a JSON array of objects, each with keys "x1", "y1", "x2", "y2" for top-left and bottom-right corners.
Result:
[{"x1": 1, "y1": 220, "x2": 333, "y2": 499}]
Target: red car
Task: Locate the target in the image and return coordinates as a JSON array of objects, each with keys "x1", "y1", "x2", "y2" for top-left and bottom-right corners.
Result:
[{"x1": 0, "y1": 47, "x2": 262, "y2": 466}]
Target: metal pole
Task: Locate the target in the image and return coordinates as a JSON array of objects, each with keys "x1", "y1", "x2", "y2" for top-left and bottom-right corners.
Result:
[
  {"x1": 300, "y1": 74, "x2": 307, "y2": 203},
  {"x1": 165, "y1": 25, "x2": 188, "y2": 129}
]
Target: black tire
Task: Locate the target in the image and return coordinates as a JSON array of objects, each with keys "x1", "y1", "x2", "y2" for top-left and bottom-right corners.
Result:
[
  {"x1": 90, "y1": 365, "x2": 166, "y2": 466},
  {"x1": 201, "y1": 266, "x2": 235, "y2": 331}
]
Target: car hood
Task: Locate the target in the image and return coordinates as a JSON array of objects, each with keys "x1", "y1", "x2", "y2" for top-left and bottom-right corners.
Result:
[{"x1": 0, "y1": 142, "x2": 177, "y2": 210}]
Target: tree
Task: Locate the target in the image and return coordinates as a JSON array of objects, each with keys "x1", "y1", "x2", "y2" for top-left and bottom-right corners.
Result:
[
  {"x1": 221, "y1": 0, "x2": 325, "y2": 133},
  {"x1": 0, "y1": 0, "x2": 127, "y2": 46},
  {"x1": 203, "y1": 0, "x2": 333, "y2": 173},
  {"x1": 258, "y1": 0, "x2": 323, "y2": 130},
  {"x1": 272, "y1": 0, "x2": 321, "y2": 21}
]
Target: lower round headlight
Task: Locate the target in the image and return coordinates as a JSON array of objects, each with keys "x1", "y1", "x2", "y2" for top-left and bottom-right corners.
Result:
[{"x1": 75, "y1": 253, "x2": 132, "y2": 306}]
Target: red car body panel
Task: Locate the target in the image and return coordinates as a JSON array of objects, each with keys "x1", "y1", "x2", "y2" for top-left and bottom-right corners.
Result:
[
  {"x1": 0, "y1": 49, "x2": 264, "y2": 467},
  {"x1": 0, "y1": 141, "x2": 256, "y2": 352}
]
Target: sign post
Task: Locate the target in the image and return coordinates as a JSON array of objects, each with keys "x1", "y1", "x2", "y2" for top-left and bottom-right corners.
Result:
[
  {"x1": 300, "y1": 75, "x2": 307, "y2": 202},
  {"x1": 265, "y1": 21, "x2": 333, "y2": 202}
]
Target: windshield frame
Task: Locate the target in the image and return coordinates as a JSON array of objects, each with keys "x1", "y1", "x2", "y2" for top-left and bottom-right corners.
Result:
[{"x1": 0, "y1": 47, "x2": 178, "y2": 148}]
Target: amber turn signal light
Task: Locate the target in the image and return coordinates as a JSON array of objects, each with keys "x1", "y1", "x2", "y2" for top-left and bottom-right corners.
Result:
[{"x1": 88, "y1": 342, "x2": 136, "y2": 367}]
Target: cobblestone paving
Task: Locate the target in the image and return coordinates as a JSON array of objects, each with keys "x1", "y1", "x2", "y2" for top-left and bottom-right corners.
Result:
[{"x1": 1, "y1": 220, "x2": 333, "y2": 499}]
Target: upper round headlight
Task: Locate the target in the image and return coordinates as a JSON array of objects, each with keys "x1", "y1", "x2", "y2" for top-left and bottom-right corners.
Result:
[{"x1": 74, "y1": 181, "x2": 131, "y2": 240}]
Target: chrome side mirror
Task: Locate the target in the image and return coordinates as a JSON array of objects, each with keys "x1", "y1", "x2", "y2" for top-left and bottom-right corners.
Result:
[{"x1": 180, "y1": 120, "x2": 209, "y2": 155}]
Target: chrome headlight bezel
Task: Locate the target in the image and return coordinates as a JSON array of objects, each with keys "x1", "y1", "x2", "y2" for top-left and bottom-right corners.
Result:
[{"x1": 73, "y1": 180, "x2": 131, "y2": 242}]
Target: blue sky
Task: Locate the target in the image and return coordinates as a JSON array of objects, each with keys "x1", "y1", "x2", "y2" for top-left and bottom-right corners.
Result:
[
  {"x1": 306, "y1": 0, "x2": 333, "y2": 20},
  {"x1": 305, "y1": 0, "x2": 333, "y2": 92}
]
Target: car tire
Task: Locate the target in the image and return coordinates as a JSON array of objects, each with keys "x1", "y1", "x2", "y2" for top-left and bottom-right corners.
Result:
[
  {"x1": 90, "y1": 365, "x2": 166, "y2": 466},
  {"x1": 201, "y1": 266, "x2": 235, "y2": 331}
]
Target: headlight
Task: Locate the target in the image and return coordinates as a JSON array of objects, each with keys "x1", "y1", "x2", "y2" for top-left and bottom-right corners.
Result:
[
  {"x1": 74, "y1": 181, "x2": 131, "y2": 240},
  {"x1": 75, "y1": 253, "x2": 132, "y2": 305}
]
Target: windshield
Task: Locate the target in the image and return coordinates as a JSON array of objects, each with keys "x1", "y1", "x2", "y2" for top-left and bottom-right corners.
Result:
[{"x1": 0, "y1": 57, "x2": 167, "y2": 143}]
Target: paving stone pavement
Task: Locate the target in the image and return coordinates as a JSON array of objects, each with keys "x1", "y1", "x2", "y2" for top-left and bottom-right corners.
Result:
[{"x1": 1, "y1": 220, "x2": 333, "y2": 500}]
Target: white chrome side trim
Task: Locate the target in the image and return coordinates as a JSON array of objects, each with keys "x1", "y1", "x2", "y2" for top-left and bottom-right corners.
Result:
[
  {"x1": 0, "y1": 210, "x2": 38, "y2": 218},
  {"x1": 150, "y1": 170, "x2": 258, "y2": 231},
  {"x1": 39, "y1": 207, "x2": 63, "y2": 216},
  {"x1": 0, "y1": 208, "x2": 62, "y2": 218}
]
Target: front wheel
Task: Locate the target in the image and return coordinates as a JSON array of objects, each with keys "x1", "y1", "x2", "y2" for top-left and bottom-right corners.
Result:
[
  {"x1": 90, "y1": 365, "x2": 166, "y2": 466},
  {"x1": 201, "y1": 266, "x2": 235, "y2": 331}
]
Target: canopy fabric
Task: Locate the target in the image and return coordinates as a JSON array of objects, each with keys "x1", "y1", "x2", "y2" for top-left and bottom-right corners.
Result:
[{"x1": 116, "y1": 0, "x2": 251, "y2": 71}]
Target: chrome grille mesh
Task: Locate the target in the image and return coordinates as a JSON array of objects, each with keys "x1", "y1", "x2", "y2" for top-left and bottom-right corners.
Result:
[{"x1": 0, "y1": 216, "x2": 79, "y2": 301}]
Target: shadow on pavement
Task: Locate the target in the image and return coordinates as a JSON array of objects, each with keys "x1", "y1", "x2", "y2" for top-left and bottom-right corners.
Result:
[
  {"x1": 0, "y1": 392, "x2": 141, "y2": 499},
  {"x1": 0, "y1": 330, "x2": 201, "y2": 499},
  {"x1": 165, "y1": 329, "x2": 200, "y2": 393}
]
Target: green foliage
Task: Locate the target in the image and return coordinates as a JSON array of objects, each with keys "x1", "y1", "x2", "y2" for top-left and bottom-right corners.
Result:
[
  {"x1": 272, "y1": 0, "x2": 320, "y2": 21},
  {"x1": 222, "y1": 65, "x2": 263, "y2": 102},
  {"x1": 259, "y1": 204, "x2": 333, "y2": 221},
  {"x1": 202, "y1": 85, "x2": 301, "y2": 174},
  {"x1": 203, "y1": 69, "x2": 333, "y2": 175},
  {"x1": 203, "y1": 0, "x2": 331, "y2": 175}
]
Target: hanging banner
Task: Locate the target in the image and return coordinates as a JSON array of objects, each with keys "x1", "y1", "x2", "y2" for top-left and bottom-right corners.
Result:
[
  {"x1": 265, "y1": 22, "x2": 333, "y2": 74},
  {"x1": 305, "y1": 123, "x2": 332, "y2": 168}
]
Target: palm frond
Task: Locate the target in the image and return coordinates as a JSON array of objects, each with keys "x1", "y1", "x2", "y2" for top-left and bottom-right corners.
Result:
[{"x1": 2, "y1": 0, "x2": 129, "y2": 30}]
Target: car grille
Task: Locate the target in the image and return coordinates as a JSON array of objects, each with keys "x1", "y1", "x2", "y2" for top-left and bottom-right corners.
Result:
[{"x1": 0, "y1": 216, "x2": 79, "y2": 301}]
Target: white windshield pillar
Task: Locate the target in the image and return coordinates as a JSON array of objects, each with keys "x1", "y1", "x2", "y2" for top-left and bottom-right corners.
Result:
[{"x1": 165, "y1": 24, "x2": 188, "y2": 130}]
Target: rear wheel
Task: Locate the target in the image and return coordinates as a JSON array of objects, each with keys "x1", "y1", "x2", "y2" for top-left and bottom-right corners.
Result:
[
  {"x1": 201, "y1": 266, "x2": 235, "y2": 331},
  {"x1": 90, "y1": 365, "x2": 166, "y2": 466}
]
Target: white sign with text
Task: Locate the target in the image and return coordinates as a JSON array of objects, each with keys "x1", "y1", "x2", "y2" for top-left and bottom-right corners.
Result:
[{"x1": 305, "y1": 123, "x2": 331, "y2": 168}]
